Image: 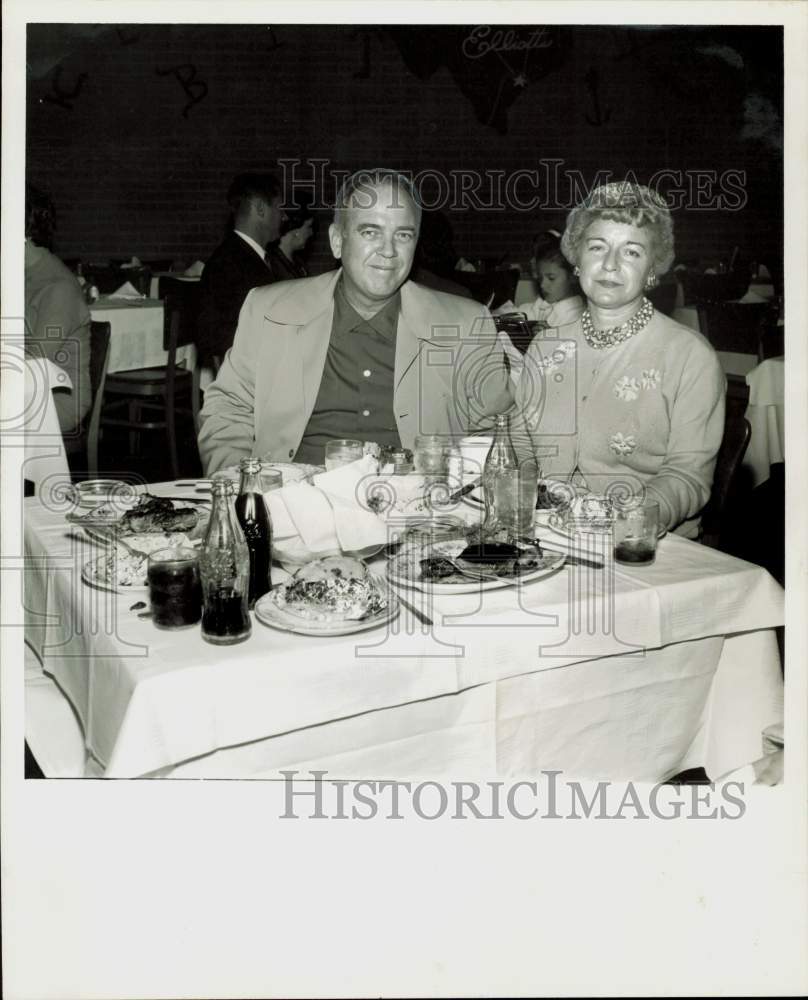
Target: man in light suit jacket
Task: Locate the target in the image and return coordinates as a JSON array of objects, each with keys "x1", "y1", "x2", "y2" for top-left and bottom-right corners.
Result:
[
  {"x1": 196, "y1": 172, "x2": 286, "y2": 366},
  {"x1": 198, "y1": 168, "x2": 513, "y2": 474}
]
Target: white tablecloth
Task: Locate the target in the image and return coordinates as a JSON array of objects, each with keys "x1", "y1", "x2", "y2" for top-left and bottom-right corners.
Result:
[
  {"x1": 744, "y1": 357, "x2": 785, "y2": 486},
  {"x1": 90, "y1": 298, "x2": 193, "y2": 373},
  {"x1": 21, "y1": 356, "x2": 71, "y2": 487},
  {"x1": 22, "y1": 484, "x2": 784, "y2": 781}
]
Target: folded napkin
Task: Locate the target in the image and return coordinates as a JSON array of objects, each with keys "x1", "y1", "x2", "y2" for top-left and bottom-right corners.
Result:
[
  {"x1": 183, "y1": 260, "x2": 205, "y2": 278},
  {"x1": 106, "y1": 281, "x2": 145, "y2": 300},
  {"x1": 455, "y1": 257, "x2": 477, "y2": 273},
  {"x1": 264, "y1": 456, "x2": 390, "y2": 564}
]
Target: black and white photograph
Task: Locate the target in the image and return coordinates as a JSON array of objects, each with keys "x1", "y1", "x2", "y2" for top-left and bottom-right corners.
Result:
[{"x1": 2, "y1": 1, "x2": 806, "y2": 997}]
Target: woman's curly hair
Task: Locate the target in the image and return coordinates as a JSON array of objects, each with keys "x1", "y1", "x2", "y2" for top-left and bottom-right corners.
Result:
[{"x1": 560, "y1": 182, "x2": 675, "y2": 275}]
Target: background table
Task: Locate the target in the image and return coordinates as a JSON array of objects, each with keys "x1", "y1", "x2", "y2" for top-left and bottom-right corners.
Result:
[
  {"x1": 744, "y1": 356, "x2": 785, "y2": 487},
  {"x1": 89, "y1": 298, "x2": 193, "y2": 373},
  {"x1": 23, "y1": 484, "x2": 784, "y2": 782}
]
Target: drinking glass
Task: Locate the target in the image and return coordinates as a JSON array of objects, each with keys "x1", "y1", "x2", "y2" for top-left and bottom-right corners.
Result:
[
  {"x1": 413, "y1": 435, "x2": 448, "y2": 478},
  {"x1": 258, "y1": 465, "x2": 283, "y2": 493},
  {"x1": 324, "y1": 439, "x2": 364, "y2": 471},
  {"x1": 613, "y1": 500, "x2": 660, "y2": 565},
  {"x1": 147, "y1": 548, "x2": 203, "y2": 629},
  {"x1": 458, "y1": 435, "x2": 493, "y2": 482}
]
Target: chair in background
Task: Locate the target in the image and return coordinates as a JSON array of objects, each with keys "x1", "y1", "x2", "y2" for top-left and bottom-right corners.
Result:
[
  {"x1": 700, "y1": 389, "x2": 752, "y2": 550},
  {"x1": 64, "y1": 319, "x2": 111, "y2": 479},
  {"x1": 98, "y1": 294, "x2": 200, "y2": 479},
  {"x1": 646, "y1": 281, "x2": 677, "y2": 317},
  {"x1": 696, "y1": 302, "x2": 771, "y2": 356}
]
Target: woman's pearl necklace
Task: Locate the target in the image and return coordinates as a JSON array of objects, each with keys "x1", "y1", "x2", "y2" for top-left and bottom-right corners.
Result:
[{"x1": 581, "y1": 297, "x2": 654, "y2": 349}]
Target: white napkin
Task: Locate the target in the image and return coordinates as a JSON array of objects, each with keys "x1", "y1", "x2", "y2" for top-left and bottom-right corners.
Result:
[
  {"x1": 455, "y1": 257, "x2": 477, "y2": 272},
  {"x1": 183, "y1": 260, "x2": 205, "y2": 277},
  {"x1": 264, "y1": 456, "x2": 389, "y2": 563},
  {"x1": 106, "y1": 281, "x2": 145, "y2": 300}
]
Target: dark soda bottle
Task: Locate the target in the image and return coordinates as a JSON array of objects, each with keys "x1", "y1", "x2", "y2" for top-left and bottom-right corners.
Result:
[
  {"x1": 199, "y1": 478, "x2": 251, "y2": 645},
  {"x1": 235, "y1": 457, "x2": 272, "y2": 607}
]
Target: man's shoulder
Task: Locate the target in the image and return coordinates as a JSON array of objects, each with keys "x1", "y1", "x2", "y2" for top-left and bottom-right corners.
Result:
[{"x1": 403, "y1": 279, "x2": 489, "y2": 325}]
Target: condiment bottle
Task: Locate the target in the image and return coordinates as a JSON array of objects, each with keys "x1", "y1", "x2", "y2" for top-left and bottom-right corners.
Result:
[
  {"x1": 235, "y1": 457, "x2": 273, "y2": 607},
  {"x1": 199, "y1": 478, "x2": 251, "y2": 644}
]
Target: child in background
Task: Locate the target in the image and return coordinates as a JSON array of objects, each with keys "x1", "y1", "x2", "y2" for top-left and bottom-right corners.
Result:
[
  {"x1": 494, "y1": 230, "x2": 585, "y2": 383},
  {"x1": 526, "y1": 229, "x2": 585, "y2": 329}
]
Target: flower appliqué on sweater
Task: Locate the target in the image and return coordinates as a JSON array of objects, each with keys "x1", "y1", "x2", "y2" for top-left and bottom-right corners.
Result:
[
  {"x1": 613, "y1": 376, "x2": 640, "y2": 402},
  {"x1": 534, "y1": 340, "x2": 576, "y2": 375},
  {"x1": 609, "y1": 432, "x2": 637, "y2": 457},
  {"x1": 641, "y1": 368, "x2": 661, "y2": 390}
]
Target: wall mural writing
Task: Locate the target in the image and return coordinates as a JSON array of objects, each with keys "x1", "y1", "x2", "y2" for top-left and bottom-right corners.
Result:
[{"x1": 155, "y1": 63, "x2": 209, "y2": 118}]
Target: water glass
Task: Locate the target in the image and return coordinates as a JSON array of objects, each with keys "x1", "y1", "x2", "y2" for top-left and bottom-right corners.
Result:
[
  {"x1": 258, "y1": 465, "x2": 283, "y2": 493},
  {"x1": 413, "y1": 434, "x2": 449, "y2": 478},
  {"x1": 147, "y1": 548, "x2": 203, "y2": 629},
  {"x1": 613, "y1": 500, "x2": 660, "y2": 565},
  {"x1": 458, "y1": 435, "x2": 493, "y2": 481},
  {"x1": 324, "y1": 439, "x2": 364, "y2": 471}
]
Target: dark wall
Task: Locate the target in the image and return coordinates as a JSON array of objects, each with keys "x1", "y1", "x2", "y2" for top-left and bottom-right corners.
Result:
[{"x1": 26, "y1": 23, "x2": 783, "y2": 275}]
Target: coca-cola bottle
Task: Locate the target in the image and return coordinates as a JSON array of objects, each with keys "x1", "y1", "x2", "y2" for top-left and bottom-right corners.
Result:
[
  {"x1": 199, "y1": 478, "x2": 251, "y2": 644},
  {"x1": 235, "y1": 457, "x2": 273, "y2": 607}
]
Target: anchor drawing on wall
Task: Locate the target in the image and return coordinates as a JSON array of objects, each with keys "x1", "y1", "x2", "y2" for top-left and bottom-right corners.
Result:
[
  {"x1": 584, "y1": 67, "x2": 611, "y2": 126},
  {"x1": 156, "y1": 63, "x2": 208, "y2": 118},
  {"x1": 42, "y1": 66, "x2": 88, "y2": 111}
]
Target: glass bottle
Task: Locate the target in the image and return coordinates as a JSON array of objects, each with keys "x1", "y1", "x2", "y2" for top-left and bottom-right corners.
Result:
[
  {"x1": 235, "y1": 457, "x2": 273, "y2": 607},
  {"x1": 482, "y1": 413, "x2": 520, "y2": 537},
  {"x1": 199, "y1": 478, "x2": 251, "y2": 645}
]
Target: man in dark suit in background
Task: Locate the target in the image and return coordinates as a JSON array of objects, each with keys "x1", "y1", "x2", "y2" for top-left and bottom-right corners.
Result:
[{"x1": 196, "y1": 172, "x2": 286, "y2": 367}]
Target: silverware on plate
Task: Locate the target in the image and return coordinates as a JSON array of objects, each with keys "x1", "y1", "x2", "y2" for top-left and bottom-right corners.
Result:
[{"x1": 394, "y1": 593, "x2": 434, "y2": 627}]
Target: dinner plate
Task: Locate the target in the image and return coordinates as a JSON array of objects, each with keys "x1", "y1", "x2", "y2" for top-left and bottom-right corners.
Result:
[
  {"x1": 81, "y1": 553, "x2": 149, "y2": 594},
  {"x1": 69, "y1": 497, "x2": 208, "y2": 541},
  {"x1": 386, "y1": 542, "x2": 565, "y2": 594},
  {"x1": 254, "y1": 576, "x2": 400, "y2": 636}
]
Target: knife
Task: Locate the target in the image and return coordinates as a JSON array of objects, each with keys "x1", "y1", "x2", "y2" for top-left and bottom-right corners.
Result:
[
  {"x1": 448, "y1": 477, "x2": 481, "y2": 503},
  {"x1": 395, "y1": 593, "x2": 434, "y2": 627}
]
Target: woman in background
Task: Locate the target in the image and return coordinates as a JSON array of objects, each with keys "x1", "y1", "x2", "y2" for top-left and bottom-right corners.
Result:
[
  {"x1": 269, "y1": 205, "x2": 315, "y2": 280},
  {"x1": 513, "y1": 183, "x2": 724, "y2": 538},
  {"x1": 24, "y1": 184, "x2": 91, "y2": 435}
]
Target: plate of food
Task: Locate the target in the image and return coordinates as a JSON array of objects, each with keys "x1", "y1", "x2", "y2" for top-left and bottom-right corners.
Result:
[
  {"x1": 386, "y1": 538, "x2": 565, "y2": 594},
  {"x1": 80, "y1": 532, "x2": 198, "y2": 593},
  {"x1": 254, "y1": 555, "x2": 400, "y2": 636},
  {"x1": 82, "y1": 550, "x2": 149, "y2": 593},
  {"x1": 69, "y1": 493, "x2": 210, "y2": 543}
]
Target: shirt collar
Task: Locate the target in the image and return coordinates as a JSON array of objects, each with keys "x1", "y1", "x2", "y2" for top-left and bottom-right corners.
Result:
[
  {"x1": 233, "y1": 229, "x2": 268, "y2": 262},
  {"x1": 333, "y1": 279, "x2": 400, "y2": 339}
]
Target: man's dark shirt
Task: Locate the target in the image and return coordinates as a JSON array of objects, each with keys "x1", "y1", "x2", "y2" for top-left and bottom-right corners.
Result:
[{"x1": 294, "y1": 281, "x2": 402, "y2": 465}]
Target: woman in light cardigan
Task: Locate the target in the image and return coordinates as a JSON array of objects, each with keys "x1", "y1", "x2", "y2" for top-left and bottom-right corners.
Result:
[{"x1": 512, "y1": 183, "x2": 725, "y2": 538}]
